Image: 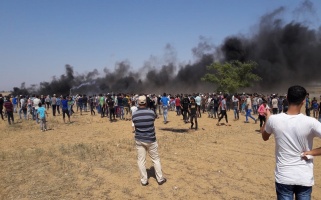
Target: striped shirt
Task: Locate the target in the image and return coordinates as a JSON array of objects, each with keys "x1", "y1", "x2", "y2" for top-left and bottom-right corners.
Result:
[{"x1": 132, "y1": 108, "x2": 156, "y2": 143}]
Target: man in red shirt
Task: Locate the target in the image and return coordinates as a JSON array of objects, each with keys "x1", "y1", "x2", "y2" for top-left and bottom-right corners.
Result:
[
  {"x1": 3, "y1": 96, "x2": 14, "y2": 125},
  {"x1": 175, "y1": 95, "x2": 181, "y2": 116}
]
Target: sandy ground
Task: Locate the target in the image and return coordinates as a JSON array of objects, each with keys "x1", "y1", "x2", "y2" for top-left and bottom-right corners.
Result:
[{"x1": 1, "y1": 106, "x2": 321, "y2": 200}]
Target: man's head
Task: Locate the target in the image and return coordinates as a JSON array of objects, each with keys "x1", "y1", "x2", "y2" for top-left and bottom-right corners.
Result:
[
  {"x1": 287, "y1": 85, "x2": 307, "y2": 106},
  {"x1": 138, "y1": 95, "x2": 146, "y2": 107}
]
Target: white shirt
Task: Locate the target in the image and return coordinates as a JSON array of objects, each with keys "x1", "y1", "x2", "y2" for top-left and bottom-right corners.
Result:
[
  {"x1": 265, "y1": 113, "x2": 321, "y2": 186},
  {"x1": 272, "y1": 98, "x2": 278, "y2": 109},
  {"x1": 33, "y1": 98, "x2": 41, "y2": 109}
]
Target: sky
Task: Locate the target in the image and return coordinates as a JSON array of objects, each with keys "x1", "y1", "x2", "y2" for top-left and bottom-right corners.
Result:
[{"x1": 1, "y1": 0, "x2": 320, "y2": 91}]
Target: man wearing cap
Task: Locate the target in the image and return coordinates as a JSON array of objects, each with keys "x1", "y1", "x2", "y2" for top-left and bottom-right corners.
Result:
[{"x1": 132, "y1": 95, "x2": 166, "y2": 186}]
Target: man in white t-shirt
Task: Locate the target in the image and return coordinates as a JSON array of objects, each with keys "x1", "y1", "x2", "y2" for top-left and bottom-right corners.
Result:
[
  {"x1": 261, "y1": 85, "x2": 321, "y2": 199},
  {"x1": 245, "y1": 95, "x2": 257, "y2": 123},
  {"x1": 33, "y1": 95, "x2": 41, "y2": 123},
  {"x1": 271, "y1": 94, "x2": 278, "y2": 114}
]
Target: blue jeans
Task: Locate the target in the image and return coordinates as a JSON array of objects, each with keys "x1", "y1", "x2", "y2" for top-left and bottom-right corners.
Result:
[
  {"x1": 162, "y1": 106, "x2": 168, "y2": 122},
  {"x1": 246, "y1": 109, "x2": 256, "y2": 122},
  {"x1": 233, "y1": 107, "x2": 239, "y2": 119},
  {"x1": 275, "y1": 182, "x2": 312, "y2": 200}
]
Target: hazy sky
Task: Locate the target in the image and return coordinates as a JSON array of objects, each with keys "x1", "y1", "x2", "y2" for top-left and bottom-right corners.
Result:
[{"x1": 1, "y1": 0, "x2": 320, "y2": 91}]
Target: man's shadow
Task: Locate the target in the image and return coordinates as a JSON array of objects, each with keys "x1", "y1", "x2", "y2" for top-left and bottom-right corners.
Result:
[{"x1": 147, "y1": 166, "x2": 157, "y2": 181}]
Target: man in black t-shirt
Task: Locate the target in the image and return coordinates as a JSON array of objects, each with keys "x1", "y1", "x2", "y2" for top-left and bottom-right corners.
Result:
[
  {"x1": 181, "y1": 94, "x2": 190, "y2": 123},
  {"x1": 107, "y1": 96, "x2": 115, "y2": 122},
  {"x1": 189, "y1": 97, "x2": 198, "y2": 129}
]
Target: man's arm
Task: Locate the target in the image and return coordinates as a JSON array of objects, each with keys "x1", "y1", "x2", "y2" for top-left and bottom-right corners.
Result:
[
  {"x1": 261, "y1": 109, "x2": 272, "y2": 141},
  {"x1": 303, "y1": 147, "x2": 321, "y2": 157}
]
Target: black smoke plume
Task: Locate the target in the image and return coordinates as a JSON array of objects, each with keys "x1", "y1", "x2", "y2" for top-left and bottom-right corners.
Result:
[
  {"x1": 13, "y1": 0, "x2": 321, "y2": 96},
  {"x1": 220, "y1": 2, "x2": 321, "y2": 91}
]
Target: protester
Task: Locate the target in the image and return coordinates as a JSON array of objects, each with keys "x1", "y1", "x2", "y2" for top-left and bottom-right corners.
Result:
[
  {"x1": 107, "y1": 95, "x2": 116, "y2": 122},
  {"x1": 257, "y1": 100, "x2": 269, "y2": 128},
  {"x1": 56, "y1": 95, "x2": 61, "y2": 115},
  {"x1": 311, "y1": 97, "x2": 319, "y2": 119},
  {"x1": 0, "y1": 94, "x2": 4, "y2": 120},
  {"x1": 305, "y1": 93, "x2": 311, "y2": 116},
  {"x1": 216, "y1": 94, "x2": 230, "y2": 126},
  {"x1": 181, "y1": 94, "x2": 190, "y2": 123},
  {"x1": 37, "y1": 102, "x2": 48, "y2": 131},
  {"x1": 245, "y1": 94, "x2": 257, "y2": 124},
  {"x1": 132, "y1": 95, "x2": 166, "y2": 186},
  {"x1": 195, "y1": 93, "x2": 201, "y2": 118},
  {"x1": 61, "y1": 96, "x2": 70, "y2": 123},
  {"x1": 51, "y1": 94, "x2": 57, "y2": 116},
  {"x1": 160, "y1": 93, "x2": 170, "y2": 124},
  {"x1": 3, "y1": 96, "x2": 14, "y2": 125},
  {"x1": 33, "y1": 95, "x2": 41, "y2": 123},
  {"x1": 232, "y1": 94, "x2": 240, "y2": 120},
  {"x1": 130, "y1": 100, "x2": 138, "y2": 133},
  {"x1": 261, "y1": 85, "x2": 321, "y2": 199},
  {"x1": 189, "y1": 97, "x2": 198, "y2": 130}
]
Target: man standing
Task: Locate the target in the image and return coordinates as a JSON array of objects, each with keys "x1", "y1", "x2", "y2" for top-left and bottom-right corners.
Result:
[
  {"x1": 51, "y1": 94, "x2": 57, "y2": 116},
  {"x1": 245, "y1": 94, "x2": 257, "y2": 123},
  {"x1": 271, "y1": 94, "x2": 278, "y2": 114},
  {"x1": 4, "y1": 96, "x2": 14, "y2": 125},
  {"x1": 33, "y1": 95, "x2": 41, "y2": 123},
  {"x1": 306, "y1": 93, "x2": 311, "y2": 116},
  {"x1": 216, "y1": 94, "x2": 230, "y2": 126},
  {"x1": 181, "y1": 94, "x2": 190, "y2": 123},
  {"x1": 261, "y1": 85, "x2": 321, "y2": 199},
  {"x1": 160, "y1": 93, "x2": 169, "y2": 124},
  {"x1": 195, "y1": 93, "x2": 201, "y2": 118},
  {"x1": 0, "y1": 94, "x2": 4, "y2": 120},
  {"x1": 132, "y1": 95, "x2": 166, "y2": 186}
]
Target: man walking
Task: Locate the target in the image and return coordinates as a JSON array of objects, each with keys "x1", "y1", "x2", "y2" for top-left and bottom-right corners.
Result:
[
  {"x1": 261, "y1": 85, "x2": 321, "y2": 199},
  {"x1": 132, "y1": 95, "x2": 166, "y2": 186},
  {"x1": 160, "y1": 93, "x2": 169, "y2": 124}
]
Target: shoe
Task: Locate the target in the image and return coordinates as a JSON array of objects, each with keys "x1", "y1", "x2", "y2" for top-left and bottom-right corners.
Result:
[
  {"x1": 141, "y1": 182, "x2": 149, "y2": 186},
  {"x1": 244, "y1": 121, "x2": 249, "y2": 123},
  {"x1": 157, "y1": 178, "x2": 167, "y2": 185},
  {"x1": 255, "y1": 119, "x2": 257, "y2": 124}
]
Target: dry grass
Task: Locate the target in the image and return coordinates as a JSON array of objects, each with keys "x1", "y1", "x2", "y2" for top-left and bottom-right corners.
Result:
[{"x1": 1, "y1": 105, "x2": 321, "y2": 199}]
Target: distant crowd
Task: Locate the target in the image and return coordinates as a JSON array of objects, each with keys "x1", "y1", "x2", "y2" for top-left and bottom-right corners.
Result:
[{"x1": 1, "y1": 91, "x2": 320, "y2": 131}]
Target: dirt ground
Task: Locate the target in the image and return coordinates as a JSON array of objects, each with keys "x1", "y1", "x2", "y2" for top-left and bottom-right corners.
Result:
[{"x1": 1, "y1": 104, "x2": 321, "y2": 200}]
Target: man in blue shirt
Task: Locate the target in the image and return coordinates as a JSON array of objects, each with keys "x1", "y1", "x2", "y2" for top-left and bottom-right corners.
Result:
[
  {"x1": 61, "y1": 96, "x2": 70, "y2": 123},
  {"x1": 160, "y1": 93, "x2": 169, "y2": 124}
]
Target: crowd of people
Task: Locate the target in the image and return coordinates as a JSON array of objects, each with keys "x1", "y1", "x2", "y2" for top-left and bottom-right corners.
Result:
[{"x1": 1, "y1": 91, "x2": 321, "y2": 131}]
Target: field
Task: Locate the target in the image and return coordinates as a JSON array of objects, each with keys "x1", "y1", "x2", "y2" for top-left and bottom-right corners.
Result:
[{"x1": 1, "y1": 104, "x2": 321, "y2": 199}]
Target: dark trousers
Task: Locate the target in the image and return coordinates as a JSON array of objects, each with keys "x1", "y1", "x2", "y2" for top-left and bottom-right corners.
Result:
[
  {"x1": 0, "y1": 108, "x2": 4, "y2": 120},
  {"x1": 101, "y1": 106, "x2": 105, "y2": 117},
  {"x1": 52, "y1": 105, "x2": 57, "y2": 116},
  {"x1": 306, "y1": 108, "x2": 310, "y2": 116},
  {"x1": 109, "y1": 108, "x2": 115, "y2": 121},
  {"x1": 90, "y1": 105, "x2": 95, "y2": 115},
  {"x1": 6, "y1": 111, "x2": 14, "y2": 124},
  {"x1": 182, "y1": 109, "x2": 189, "y2": 122},
  {"x1": 218, "y1": 110, "x2": 228, "y2": 123},
  {"x1": 259, "y1": 115, "x2": 266, "y2": 128},
  {"x1": 190, "y1": 114, "x2": 198, "y2": 129},
  {"x1": 56, "y1": 105, "x2": 60, "y2": 114}
]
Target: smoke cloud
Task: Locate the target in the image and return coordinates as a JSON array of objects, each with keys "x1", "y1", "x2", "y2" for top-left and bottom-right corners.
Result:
[{"x1": 15, "y1": 0, "x2": 321, "y2": 95}]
